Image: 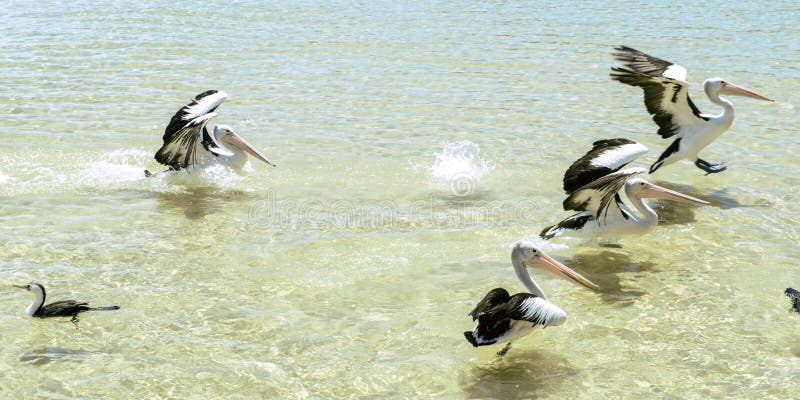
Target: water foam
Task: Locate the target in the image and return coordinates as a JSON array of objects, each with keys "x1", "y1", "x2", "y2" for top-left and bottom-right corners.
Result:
[
  {"x1": 0, "y1": 170, "x2": 11, "y2": 185},
  {"x1": 429, "y1": 140, "x2": 494, "y2": 196},
  {"x1": 79, "y1": 149, "x2": 153, "y2": 185},
  {"x1": 151, "y1": 163, "x2": 246, "y2": 188},
  {"x1": 0, "y1": 147, "x2": 259, "y2": 197}
]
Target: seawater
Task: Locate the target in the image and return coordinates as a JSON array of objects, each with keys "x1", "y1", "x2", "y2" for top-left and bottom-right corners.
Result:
[{"x1": 1, "y1": 1, "x2": 799, "y2": 398}]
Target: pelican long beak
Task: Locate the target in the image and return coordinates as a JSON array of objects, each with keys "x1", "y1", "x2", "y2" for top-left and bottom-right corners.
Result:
[
  {"x1": 12, "y1": 284, "x2": 27, "y2": 289},
  {"x1": 722, "y1": 82, "x2": 773, "y2": 102},
  {"x1": 642, "y1": 183, "x2": 709, "y2": 205},
  {"x1": 224, "y1": 132, "x2": 277, "y2": 167},
  {"x1": 535, "y1": 253, "x2": 599, "y2": 291}
]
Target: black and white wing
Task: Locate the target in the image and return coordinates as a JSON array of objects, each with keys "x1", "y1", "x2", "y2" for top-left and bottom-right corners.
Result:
[
  {"x1": 155, "y1": 90, "x2": 232, "y2": 170},
  {"x1": 562, "y1": 138, "x2": 647, "y2": 194},
  {"x1": 468, "y1": 288, "x2": 511, "y2": 321},
  {"x1": 465, "y1": 291, "x2": 566, "y2": 346},
  {"x1": 563, "y1": 167, "x2": 645, "y2": 223},
  {"x1": 476, "y1": 293, "x2": 566, "y2": 329},
  {"x1": 610, "y1": 46, "x2": 708, "y2": 139}
]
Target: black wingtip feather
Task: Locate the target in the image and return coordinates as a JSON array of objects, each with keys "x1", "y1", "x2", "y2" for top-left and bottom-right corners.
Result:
[
  {"x1": 539, "y1": 224, "x2": 557, "y2": 240},
  {"x1": 464, "y1": 331, "x2": 479, "y2": 347}
]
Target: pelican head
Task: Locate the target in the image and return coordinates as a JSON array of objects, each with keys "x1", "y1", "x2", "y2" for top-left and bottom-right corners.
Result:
[
  {"x1": 625, "y1": 178, "x2": 709, "y2": 205},
  {"x1": 213, "y1": 125, "x2": 276, "y2": 166},
  {"x1": 704, "y1": 78, "x2": 773, "y2": 102},
  {"x1": 512, "y1": 241, "x2": 598, "y2": 291}
]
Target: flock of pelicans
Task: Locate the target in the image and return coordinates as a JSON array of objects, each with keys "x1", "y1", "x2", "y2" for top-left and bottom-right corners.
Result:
[{"x1": 13, "y1": 47, "x2": 797, "y2": 355}]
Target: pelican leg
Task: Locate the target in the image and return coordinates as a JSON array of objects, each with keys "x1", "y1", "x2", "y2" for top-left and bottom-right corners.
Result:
[
  {"x1": 695, "y1": 158, "x2": 727, "y2": 175},
  {"x1": 497, "y1": 343, "x2": 512, "y2": 357},
  {"x1": 70, "y1": 316, "x2": 80, "y2": 329}
]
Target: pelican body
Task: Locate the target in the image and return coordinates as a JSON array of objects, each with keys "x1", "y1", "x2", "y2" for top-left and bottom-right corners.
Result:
[
  {"x1": 611, "y1": 46, "x2": 772, "y2": 174},
  {"x1": 151, "y1": 90, "x2": 275, "y2": 174},
  {"x1": 13, "y1": 283, "x2": 119, "y2": 326},
  {"x1": 540, "y1": 139, "x2": 708, "y2": 239},
  {"x1": 464, "y1": 241, "x2": 597, "y2": 355}
]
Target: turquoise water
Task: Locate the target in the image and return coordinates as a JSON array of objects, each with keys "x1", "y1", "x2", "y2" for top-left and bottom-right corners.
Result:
[{"x1": 1, "y1": 1, "x2": 799, "y2": 398}]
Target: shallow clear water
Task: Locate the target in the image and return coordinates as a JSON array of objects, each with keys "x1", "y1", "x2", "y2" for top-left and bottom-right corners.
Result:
[{"x1": 2, "y1": 1, "x2": 799, "y2": 398}]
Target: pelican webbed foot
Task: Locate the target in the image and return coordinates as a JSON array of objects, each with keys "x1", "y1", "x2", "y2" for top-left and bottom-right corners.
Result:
[
  {"x1": 695, "y1": 158, "x2": 727, "y2": 175},
  {"x1": 70, "y1": 316, "x2": 80, "y2": 329}
]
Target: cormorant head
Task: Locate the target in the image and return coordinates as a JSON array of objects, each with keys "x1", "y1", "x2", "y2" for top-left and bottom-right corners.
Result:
[{"x1": 12, "y1": 283, "x2": 45, "y2": 297}]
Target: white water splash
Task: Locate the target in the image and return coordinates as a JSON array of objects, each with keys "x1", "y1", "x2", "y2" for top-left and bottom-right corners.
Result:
[
  {"x1": 0, "y1": 170, "x2": 11, "y2": 185},
  {"x1": 146, "y1": 162, "x2": 248, "y2": 194},
  {"x1": 0, "y1": 148, "x2": 259, "y2": 197},
  {"x1": 429, "y1": 140, "x2": 494, "y2": 196},
  {"x1": 78, "y1": 149, "x2": 153, "y2": 185}
]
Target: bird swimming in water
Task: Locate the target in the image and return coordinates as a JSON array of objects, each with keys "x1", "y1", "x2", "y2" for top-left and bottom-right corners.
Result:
[
  {"x1": 785, "y1": 288, "x2": 800, "y2": 313},
  {"x1": 13, "y1": 283, "x2": 120, "y2": 327},
  {"x1": 146, "y1": 90, "x2": 276, "y2": 176},
  {"x1": 464, "y1": 241, "x2": 597, "y2": 356}
]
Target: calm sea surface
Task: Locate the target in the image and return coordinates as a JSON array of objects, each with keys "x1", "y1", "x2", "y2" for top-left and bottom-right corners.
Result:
[{"x1": 1, "y1": 1, "x2": 799, "y2": 398}]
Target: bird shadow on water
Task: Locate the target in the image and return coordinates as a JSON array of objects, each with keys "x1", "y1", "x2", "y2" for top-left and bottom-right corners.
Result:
[
  {"x1": 460, "y1": 348, "x2": 577, "y2": 399},
  {"x1": 153, "y1": 187, "x2": 254, "y2": 219},
  {"x1": 431, "y1": 189, "x2": 497, "y2": 204},
  {"x1": 19, "y1": 346, "x2": 100, "y2": 366},
  {"x1": 564, "y1": 251, "x2": 655, "y2": 305},
  {"x1": 651, "y1": 181, "x2": 761, "y2": 211}
]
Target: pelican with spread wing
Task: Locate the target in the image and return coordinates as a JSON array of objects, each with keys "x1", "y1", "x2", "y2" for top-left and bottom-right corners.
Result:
[
  {"x1": 464, "y1": 241, "x2": 597, "y2": 356},
  {"x1": 149, "y1": 90, "x2": 275, "y2": 175},
  {"x1": 540, "y1": 139, "x2": 708, "y2": 239},
  {"x1": 611, "y1": 46, "x2": 772, "y2": 175}
]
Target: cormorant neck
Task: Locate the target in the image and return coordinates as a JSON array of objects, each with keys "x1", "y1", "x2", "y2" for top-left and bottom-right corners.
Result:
[{"x1": 26, "y1": 290, "x2": 45, "y2": 316}]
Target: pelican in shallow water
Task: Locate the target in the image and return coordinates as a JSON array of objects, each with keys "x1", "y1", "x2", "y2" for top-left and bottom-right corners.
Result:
[
  {"x1": 540, "y1": 138, "x2": 708, "y2": 239},
  {"x1": 465, "y1": 241, "x2": 597, "y2": 355},
  {"x1": 13, "y1": 283, "x2": 119, "y2": 327},
  {"x1": 147, "y1": 90, "x2": 275, "y2": 175},
  {"x1": 611, "y1": 46, "x2": 773, "y2": 174}
]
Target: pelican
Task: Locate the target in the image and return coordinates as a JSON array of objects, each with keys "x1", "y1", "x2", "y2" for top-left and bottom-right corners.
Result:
[
  {"x1": 148, "y1": 90, "x2": 275, "y2": 175},
  {"x1": 540, "y1": 138, "x2": 708, "y2": 239},
  {"x1": 611, "y1": 46, "x2": 773, "y2": 174},
  {"x1": 464, "y1": 241, "x2": 597, "y2": 355},
  {"x1": 13, "y1": 283, "x2": 119, "y2": 327}
]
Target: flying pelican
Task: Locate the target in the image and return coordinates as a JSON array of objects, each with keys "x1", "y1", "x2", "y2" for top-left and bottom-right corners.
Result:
[
  {"x1": 147, "y1": 90, "x2": 275, "y2": 175},
  {"x1": 540, "y1": 138, "x2": 708, "y2": 239},
  {"x1": 464, "y1": 241, "x2": 597, "y2": 355},
  {"x1": 13, "y1": 283, "x2": 119, "y2": 327},
  {"x1": 611, "y1": 46, "x2": 773, "y2": 175}
]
